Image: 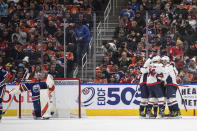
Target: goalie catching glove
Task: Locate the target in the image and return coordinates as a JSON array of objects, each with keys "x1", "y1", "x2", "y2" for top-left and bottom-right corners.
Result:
[{"x1": 46, "y1": 74, "x2": 55, "y2": 91}]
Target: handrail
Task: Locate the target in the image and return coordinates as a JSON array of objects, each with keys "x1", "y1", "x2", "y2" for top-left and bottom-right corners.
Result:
[
  {"x1": 73, "y1": 66, "x2": 78, "y2": 78},
  {"x1": 96, "y1": 22, "x2": 102, "y2": 53},
  {"x1": 103, "y1": 0, "x2": 112, "y2": 35},
  {"x1": 81, "y1": 52, "x2": 87, "y2": 82}
]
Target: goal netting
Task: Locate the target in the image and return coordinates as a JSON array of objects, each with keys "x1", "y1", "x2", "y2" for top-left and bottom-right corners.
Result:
[{"x1": 18, "y1": 78, "x2": 85, "y2": 118}]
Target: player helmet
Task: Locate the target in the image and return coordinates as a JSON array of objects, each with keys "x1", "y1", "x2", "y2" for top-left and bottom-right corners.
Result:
[
  {"x1": 161, "y1": 56, "x2": 170, "y2": 62},
  {"x1": 152, "y1": 55, "x2": 161, "y2": 62}
]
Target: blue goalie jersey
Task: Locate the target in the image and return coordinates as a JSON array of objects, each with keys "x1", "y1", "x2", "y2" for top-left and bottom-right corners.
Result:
[
  {"x1": 0, "y1": 67, "x2": 8, "y2": 87},
  {"x1": 20, "y1": 81, "x2": 49, "y2": 117}
]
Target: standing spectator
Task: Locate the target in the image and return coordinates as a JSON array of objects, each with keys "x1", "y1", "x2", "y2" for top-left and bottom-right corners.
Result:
[
  {"x1": 169, "y1": 39, "x2": 184, "y2": 70},
  {"x1": 46, "y1": 21, "x2": 57, "y2": 36},
  {"x1": 74, "y1": 21, "x2": 90, "y2": 65}
]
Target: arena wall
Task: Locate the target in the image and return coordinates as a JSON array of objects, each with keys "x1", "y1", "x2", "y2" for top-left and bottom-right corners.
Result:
[{"x1": 3, "y1": 84, "x2": 197, "y2": 116}]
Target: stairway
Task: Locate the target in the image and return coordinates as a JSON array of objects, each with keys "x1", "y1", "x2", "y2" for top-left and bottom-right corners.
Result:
[{"x1": 76, "y1": 0, "x2": 128, "y2": 83}]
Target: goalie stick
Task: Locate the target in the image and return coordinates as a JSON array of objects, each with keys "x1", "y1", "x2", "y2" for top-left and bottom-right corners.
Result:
[{"x1": 2, "y1": 71, "x2": 28, "y2": 115}]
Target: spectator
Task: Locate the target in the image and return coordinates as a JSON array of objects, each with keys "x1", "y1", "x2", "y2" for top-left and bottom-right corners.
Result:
[
  {"x1": 102, "y1": 41, "x2": 117, "y2": 55},
  {"x1": 185, "y1": 43, "x2": 197, "y2": 58},
  {"x1": 74, "y1": 20, "x2": 90, "y2": 65},
  {"x1": 11, "y1": 26, "x2": 27, "y2": 45},
  {"x1": 120, "y1": 71, "x2": 135, "y2": 84},
  {"x1": 169, "y1": 39, "x2": 184, "y2": 71},
  {"x1": 188, "y1": 57, "x2": 197, "y2": 74},
  {"x1": 118, "y1": 51, "x2": 132, "y2": 72}
]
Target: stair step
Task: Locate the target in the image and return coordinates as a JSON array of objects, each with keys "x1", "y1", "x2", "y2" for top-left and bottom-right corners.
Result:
[{"x1": 76, "y1": 0, "x2": 129, "y2": 83}]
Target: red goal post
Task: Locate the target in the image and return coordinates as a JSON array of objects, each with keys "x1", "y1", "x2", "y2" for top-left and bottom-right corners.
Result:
[{"x1": 18, "y1": 78, "x2": 82, "y2": 118}]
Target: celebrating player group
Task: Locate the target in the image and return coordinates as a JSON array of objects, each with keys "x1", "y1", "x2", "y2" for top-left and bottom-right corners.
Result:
[{"x1": 139, "y1": 55, "x2": 181, "y2": 119}]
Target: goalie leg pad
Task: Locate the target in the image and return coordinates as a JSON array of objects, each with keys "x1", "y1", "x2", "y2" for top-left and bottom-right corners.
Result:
[
  {"x1": 46, "y1": 74, "x2": 55, "y2": 90},
  {"x1": 0, "y1": 99, "x2": 2, "y2": 115},
  {"x1": 0, "y1": 86, "x2": 5, "y2": 116},
  {"x1": 40, "y1": 89, "x2": 51, "y2": 119},
  {"x1": 0, "y1": 86, "x2": 6, "y2": 100},
  {"x1": 31, "y1": 85, "x2": 41, "y2": 117}
]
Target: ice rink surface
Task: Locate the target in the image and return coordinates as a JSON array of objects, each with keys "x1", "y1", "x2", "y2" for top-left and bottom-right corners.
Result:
[{"x1": 1, "y1": 116, "x2": 197, "y2": 131}]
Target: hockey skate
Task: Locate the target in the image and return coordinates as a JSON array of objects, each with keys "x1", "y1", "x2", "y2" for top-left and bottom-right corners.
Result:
[
  {"x1": 170, "y1": 110, "x2": 182, "y2": 119},
  {"x1": 146, "y1": 110, "x2": 156, "y2": 119},
  {"x1": 139, "y1": 111, "x2": 146, "y2": 118},
  {"x1": 153, "y1": 111, "x2": 157, "y2": 118},
  {"x1": 0, "y1": 115, "x2": 2, "y2": 123},
  {"x1": 164, "y1": 111, "x2": 173, "y2": 119},
  {"x1": 157, "y1": 109, "x2": 165, "y2": 119}
]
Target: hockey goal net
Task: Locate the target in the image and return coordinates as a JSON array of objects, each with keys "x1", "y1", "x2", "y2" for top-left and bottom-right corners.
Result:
[{"x1": 18, "y1": 78, "x2": 83, "y2": 118}]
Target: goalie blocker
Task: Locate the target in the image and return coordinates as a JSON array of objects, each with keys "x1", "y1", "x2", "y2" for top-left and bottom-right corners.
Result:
[{"x1": 9, "y1": 74, "x2": 55, "y2": 119}]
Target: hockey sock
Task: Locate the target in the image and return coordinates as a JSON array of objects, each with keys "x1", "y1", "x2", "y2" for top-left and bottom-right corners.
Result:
[
  {"x1": 172, "y1": 104, "x2": 179, "y2": 111},
  {"x1": 153, "y1": 106, "x2": 158, "y2": 115},
  {"x1": 168, "y1": 106, "x2": 173, "y2": 113},
  {"x1": 158, "y1": 104, "x2": 164, "y2": 112},
  {"x1": 139, "y1": 105, "x2": 145, "y2": 112},
  {"x1": 145, "y1": 106, "x2": 148, "y2": 114},
  {"x1": 147, "y1": 104, "x2": 153, "y2": 112}
]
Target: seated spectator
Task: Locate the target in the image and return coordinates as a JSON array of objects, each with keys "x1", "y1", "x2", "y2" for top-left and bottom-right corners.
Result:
[
  {"x1": 103, "y1": 56, "x2": 113, "y2": 66},
  {"x1": 178, "y1": 66, "x2": 193, "y2": 83},
  {"x1": 185, "y1": 43, "x2": 197, "y2": 58},
  {"x1": 118, "y1": 51, "x2": 131, "y2": 72},
  {"x1": 120, "y1": 71, "x2": 135, "y2": 84},
  {"x1": 109, "y1": 64, "x2": 125, "y2": 83},
  {"x1": 188, "y1": 57, "x2": 197, "y2": 74},
  {"x1": 94, "y1": 70, "x2": 107, "y2": 84}
]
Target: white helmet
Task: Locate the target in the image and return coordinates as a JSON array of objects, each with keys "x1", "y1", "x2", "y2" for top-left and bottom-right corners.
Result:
[
  {"x1": 152, "y1": 55, "x2": 161, "y2": 62},
  {"x1": 161, "y1": 56, "x2": 170, "y2": 62}
]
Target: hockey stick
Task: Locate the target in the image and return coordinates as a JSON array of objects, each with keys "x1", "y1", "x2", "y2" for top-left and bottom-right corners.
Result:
[
  {"x1": 2, "y1": 94, "x2": 15, "y2": 115},
  {"x1": 131, "y1": 83, "x2": 140, "y2": 103},
  {"x1": 2, "y1": 71, "x2": 28, "y2": 115},
  {"x1": 177, "y1": 86, "x2": 187, "y2": 112}
]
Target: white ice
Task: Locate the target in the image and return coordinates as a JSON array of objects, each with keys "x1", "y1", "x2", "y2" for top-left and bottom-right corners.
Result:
[{"x1": 1, "y1": 116, "x2": 197, "y2": 131}]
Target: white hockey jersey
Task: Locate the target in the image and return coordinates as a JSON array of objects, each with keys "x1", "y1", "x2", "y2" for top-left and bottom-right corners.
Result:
[
  {"x1": 162, "y1": 64, "x2": 178, "y2": 85},
  {"x1": 139, "y1": 58, "x2": 151, "y2": 84},
  {"x1": 146, "y1": 63, "x2": 165, "y2": 85}
]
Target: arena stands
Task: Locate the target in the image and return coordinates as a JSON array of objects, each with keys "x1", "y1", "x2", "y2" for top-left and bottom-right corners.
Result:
[
  {"x1": 94, "y1": 0, "x2": 197, "y2": 84},
  {"x1": 0, "y1": 0, "x2": 108, "y2": 82}
]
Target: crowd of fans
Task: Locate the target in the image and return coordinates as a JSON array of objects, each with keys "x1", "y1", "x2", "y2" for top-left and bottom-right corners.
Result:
[
  {"x1": 93, "y1": 0, "x2": 197, "y2": 84},
  {"x1": 0, "y1": 0, "x2": 107, "y2": 82}
]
